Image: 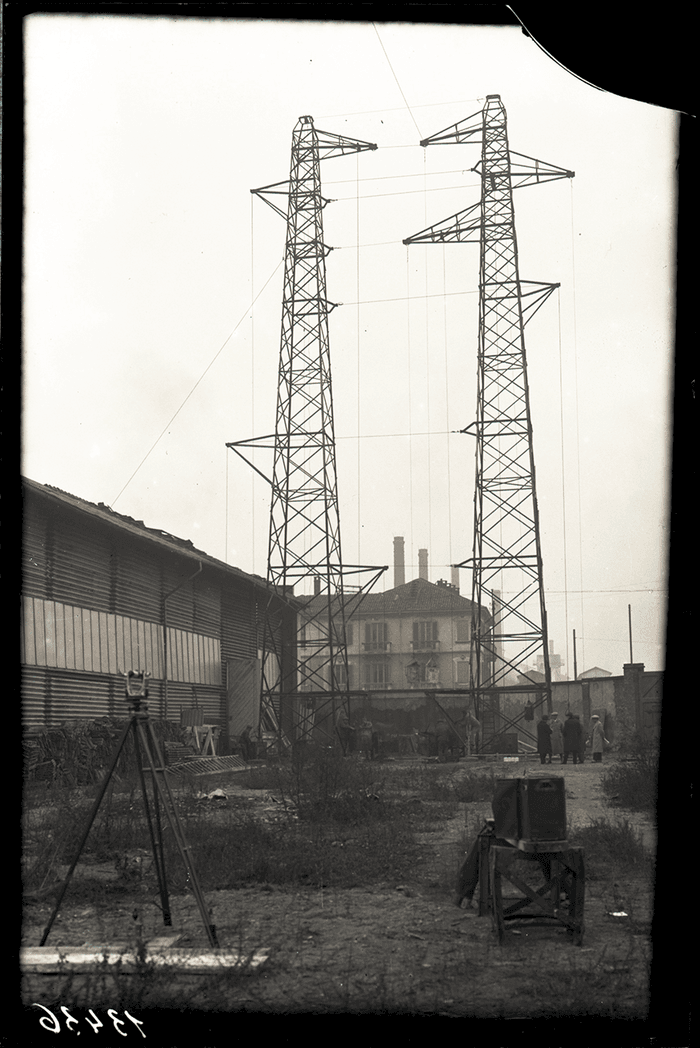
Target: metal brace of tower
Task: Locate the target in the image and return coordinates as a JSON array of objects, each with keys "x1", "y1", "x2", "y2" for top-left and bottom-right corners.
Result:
[
  {"x1": 404, "y1": 94, "x2": 574, "y2": 747},
  {"x1": 228, "y1": 116, "x2": 386, "y2": 748}
]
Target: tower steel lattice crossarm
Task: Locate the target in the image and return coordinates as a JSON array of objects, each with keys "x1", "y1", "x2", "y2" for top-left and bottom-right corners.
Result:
[
  {"x1": 405, "y1": 94, "x2": 574, "y2": 747},
  {"x1": 231, "y1": 117, "x2": 384, "y2": 746}
]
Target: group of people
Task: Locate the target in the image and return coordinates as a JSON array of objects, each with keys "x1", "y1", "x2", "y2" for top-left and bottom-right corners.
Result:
[{"x1": 537, "y1": 711, "x2": 609, "y2": 765}]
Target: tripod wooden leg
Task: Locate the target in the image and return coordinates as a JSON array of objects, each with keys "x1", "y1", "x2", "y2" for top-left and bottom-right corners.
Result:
[
  {"x1": 134, "y1": 721, "x2": 172, "y2": 927},
  {"x1": 136, "y1": 719, "x2": 218, "y2": 948},
  {"x1": 39, "y1": 718, "x2": 134, "y2": 947},
  {"x1": 489, "y1": 847, "x2": 507, "y2": 944},
  {"x1": 566, "y1": 847, "x2": 585, "y2": 945}
]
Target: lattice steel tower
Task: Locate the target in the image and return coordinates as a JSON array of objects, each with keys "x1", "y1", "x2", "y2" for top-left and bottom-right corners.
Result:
[
  {"x1": 404, "y1": 95, "x2": 574, "y2": 745},
  {"x1": 228, "y1": 116, "x2": 385, "y2": 746}
]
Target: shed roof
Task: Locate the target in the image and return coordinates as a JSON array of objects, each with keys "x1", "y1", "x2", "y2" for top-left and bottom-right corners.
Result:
[{"x1": 22, "y1": 475, "x2": 271, "y2": 594}]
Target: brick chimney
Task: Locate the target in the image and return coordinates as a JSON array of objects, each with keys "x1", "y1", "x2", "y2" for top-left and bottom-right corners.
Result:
[
  {"x1": 451, "y1": 565, "x2": 460, "y2": 592},
  {"x1": 393, "y1": 536, "x2": 405, "y2": 588},
  {"x1": 418, "y1": 549, "x2": 429, "y2": 581}
]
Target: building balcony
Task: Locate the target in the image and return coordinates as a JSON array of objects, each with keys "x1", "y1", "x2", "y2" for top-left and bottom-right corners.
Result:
[
  {"x1": 411, "y1": 640, "x2": 441, "y2": 652},
  {"x1": 362, "y1": 642, "x2": 392, "y2": 652}
]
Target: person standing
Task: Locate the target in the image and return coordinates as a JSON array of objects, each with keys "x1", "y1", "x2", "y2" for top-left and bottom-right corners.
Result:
[
  {"x1": 239, "y1": 725, "x2": 254, "y2": 762},
  {"x1": 550, "y1": 711, "x2": 564, "y2": 763},
  {"x1": 562, "y1": 712, "x2": 580, "y2": 765},
  {"x1": 574, "y1": 715, "x2": 586, "y2": 764},
  {"x1": 590, "y1": 715, "x2": 610, "y2": 763},
  {"x1": 335, "y1": 707, "x2": 354, "y2": 755},
  {"x1": 537, "y1": 714, "x2": 553, "y2": 765}
]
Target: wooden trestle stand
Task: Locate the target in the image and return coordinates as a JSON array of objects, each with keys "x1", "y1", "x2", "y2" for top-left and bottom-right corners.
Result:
[{"x1": 474, "y1": 777, "x2": 585, "y2": 945}]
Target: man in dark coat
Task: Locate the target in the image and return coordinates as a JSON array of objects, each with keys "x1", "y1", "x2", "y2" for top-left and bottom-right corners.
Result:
[
  {"x1": 537, "y1": 714, "x2": 552, "y2": 764},
  {"x1": 562, "y1": 712, "x2": 583, "y2": 764},
  {"x1": 575, "y1": 715, "x2": 586, "y2": 763}
]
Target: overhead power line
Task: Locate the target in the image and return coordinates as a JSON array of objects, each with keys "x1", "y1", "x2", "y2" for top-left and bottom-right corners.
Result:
[
  {"x1": 371, "y1": 23, "x2": 423, "y2": 138},
  {"x1": 112, "y1": 258, "x2": 284, "y2": 507}
]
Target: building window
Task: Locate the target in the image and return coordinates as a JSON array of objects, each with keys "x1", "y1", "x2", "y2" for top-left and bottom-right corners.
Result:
[
  {"x1": 456, "y1": 658, "x2": 470, "y2": 685},
  {"x1": 412, "y1": 620, "x2": 439, "y2": 650},
  {"x1": 364, "y1": 621, "x2": 389, "y2": 651},
  {"x1": 364, "y1": 660, "x2": 389, "y2": 685},
  {"x1": 346, "y1": 623, "x2": 354, "y2": 646},
  {"x1": 455, "y1": 618, "x2": 471, "y2": 644}
]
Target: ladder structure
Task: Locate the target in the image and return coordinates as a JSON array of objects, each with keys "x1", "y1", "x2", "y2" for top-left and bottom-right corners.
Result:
[
  {"x1": 404, "y1": 95, "x2": 574, "y2": 749},
  {"x1": 228, "y1": 116, "x2": 386, "y2": 748}
]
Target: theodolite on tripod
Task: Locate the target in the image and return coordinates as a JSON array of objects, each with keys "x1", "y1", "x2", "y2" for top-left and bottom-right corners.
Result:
[{"x1": 39, "y1": 670, "x2": 218, "y2": 948}]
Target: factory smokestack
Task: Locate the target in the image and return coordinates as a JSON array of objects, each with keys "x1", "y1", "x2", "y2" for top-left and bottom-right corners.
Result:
[
  {"x1": 418, "y1": 549, "x2": 429, "y2": 581},
  {"x1": 393, "y1": 536, "x2": 405, "y2": 588}
]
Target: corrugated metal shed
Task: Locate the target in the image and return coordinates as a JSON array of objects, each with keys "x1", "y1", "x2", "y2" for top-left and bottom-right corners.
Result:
[{"x1": 21, "y1": 478, "x2": 291, "y2": 741}]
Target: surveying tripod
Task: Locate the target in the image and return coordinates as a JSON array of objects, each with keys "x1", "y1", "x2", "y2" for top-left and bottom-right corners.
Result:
[{"x1": 39, "y1": 671, "x2": 218, "y2": 948}]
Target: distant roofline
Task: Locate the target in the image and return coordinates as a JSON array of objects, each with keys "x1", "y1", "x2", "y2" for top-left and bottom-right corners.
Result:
[
  {"x1": 298, "y1": 574, "x2": 491, "y2": 621},
  {"x1": 21, "y1": 475, "x2": 272, "y2": 594}
]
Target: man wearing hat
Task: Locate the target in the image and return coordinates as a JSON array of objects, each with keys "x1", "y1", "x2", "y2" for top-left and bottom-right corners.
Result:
[
  {"x1": 550, "y1": 711, "x2": 564, "y2": 763},
  {"x1": 590, "y1": 715, "x2": 610, "y2": 763},
  {"x1": 562, "y1": 711, "x2": 582, "y2": 765},
  {"x1": 537, "y1": 714, "x2": 553, "y2": 765}
]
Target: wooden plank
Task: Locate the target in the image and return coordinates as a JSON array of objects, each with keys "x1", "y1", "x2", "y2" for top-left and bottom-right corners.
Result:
[{"x1": 21, "y1": 946, "x2": 268, "y2": 974}]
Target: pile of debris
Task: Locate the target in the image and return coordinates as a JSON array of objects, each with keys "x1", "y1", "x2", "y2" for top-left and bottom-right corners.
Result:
[{"x1": 23, "y1": 717, "x2": 187, "y2": 786}]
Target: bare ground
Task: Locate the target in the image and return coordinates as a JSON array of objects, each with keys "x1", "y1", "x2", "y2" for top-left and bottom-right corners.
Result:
[{"x1": 21, "y1": 757, "x2": 655, "y2": 1025}]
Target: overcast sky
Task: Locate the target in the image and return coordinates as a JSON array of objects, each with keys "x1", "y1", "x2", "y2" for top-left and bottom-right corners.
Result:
[{"x1": 22, "y1": 14, "x2": 677, "y2": 678}]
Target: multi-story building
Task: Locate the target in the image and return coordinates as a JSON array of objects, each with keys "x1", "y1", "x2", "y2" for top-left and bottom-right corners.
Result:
[{"x1": 297, "y1": 538, "x2": 492, "y2": 693}]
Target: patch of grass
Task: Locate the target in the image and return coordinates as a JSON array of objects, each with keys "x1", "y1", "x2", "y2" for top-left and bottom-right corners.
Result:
[
  {"x1": 23, "y1": 781, "x2": 158, "y2": 894},
  {"x1": 522, "y1": 942, "x2": 650, "y2": 1018},
  {"x1": 570, "y1": 818, "x2": 654, "y2": 882},
  {"x1": 383, "y1": 764, "x2": 497, "y2": 804},
  {"x1": 23, "y1": 750, "x2": 423, "y2": 900},
  {"x1": 160, "y1": 779, "x2": 421, "y2": 884},
  {"x1": 602, "y1": 738, "x2": 658, "y2": 812},
  {"x1": 262, "y1": 747, "x2": 391, "y2": 824},
  {"x1": 162, "y1": 801, "x2": 420, "y2": 891}
]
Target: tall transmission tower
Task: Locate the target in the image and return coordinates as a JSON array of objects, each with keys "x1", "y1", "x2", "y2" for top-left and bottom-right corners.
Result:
[
  {"x1": 228, "y1": 116, "x2": 386, "y2": 748},
  {"x1": 404, "y1": 94, "x2": 574, "y2": 748}
]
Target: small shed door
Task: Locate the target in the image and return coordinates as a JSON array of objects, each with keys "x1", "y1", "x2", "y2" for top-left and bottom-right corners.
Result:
[{"x1": 227, "y1": 657, "x2": 261, "y2": 738}]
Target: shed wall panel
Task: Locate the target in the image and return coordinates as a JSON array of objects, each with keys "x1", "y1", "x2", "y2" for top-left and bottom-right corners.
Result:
[
  {"x1": 21, "y1": 511, "x2": 50, "y2": 600},
  {"x1": 51, "y1": 518, "x2": 114, "y2": 612},
  {"x1": 114, "y1": 544, "x2": 163, "y2": 621}
]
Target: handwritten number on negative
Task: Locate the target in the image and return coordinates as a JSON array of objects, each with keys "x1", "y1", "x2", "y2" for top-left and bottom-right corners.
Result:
[
  {"x1": 33, "y1": 1005, "x2": 60, "y2": 1033},
  {"x1": 86, "y1": 1010, "x2": 104, "y2": 1033},
  {"x1": 33, "y1": 1005, "x2": 145, "y2": 1036},
  {"x1": 61, "y1": 1007, "x2": 80, "y2": 1032}
]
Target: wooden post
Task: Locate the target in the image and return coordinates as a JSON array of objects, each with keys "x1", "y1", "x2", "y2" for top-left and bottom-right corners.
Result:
[{"x1": 573, "y1": 629, "x2": 577, "y2": 681}]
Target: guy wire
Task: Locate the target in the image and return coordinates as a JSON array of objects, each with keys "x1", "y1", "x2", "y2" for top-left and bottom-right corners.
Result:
[
  {"x1": 406, "y1": 248, "x2": 415, "y2": 575},
  {"x1": 356, "y1": 153, "x2": 362, "y2": 567},
  {"x1": 557, "y1": 288, "x2": 570, "y2": 676},
  {"x1": 570, "y1": 180, "x2": 586, "y2": 669}
]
